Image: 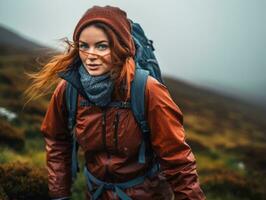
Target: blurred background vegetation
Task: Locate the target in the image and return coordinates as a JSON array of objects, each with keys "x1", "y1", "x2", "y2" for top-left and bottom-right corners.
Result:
[{"x1": 0, "y1": 26, "x2": 265, "y2": 200}]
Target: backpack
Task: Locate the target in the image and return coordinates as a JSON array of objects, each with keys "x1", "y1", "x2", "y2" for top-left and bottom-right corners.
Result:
[{"x1": 66, "y1": 21, "x2": 164, "y2": 182}]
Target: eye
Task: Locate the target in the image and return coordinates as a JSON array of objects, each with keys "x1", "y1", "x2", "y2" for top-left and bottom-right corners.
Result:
[
  {"x1": 79, "y1": 43, "x2": 88, "y2": 50},
  {"x1": 97, "y1": 43, "x2": 109, "y2": 51}
]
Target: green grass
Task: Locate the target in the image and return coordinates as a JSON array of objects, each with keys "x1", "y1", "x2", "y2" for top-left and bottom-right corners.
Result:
[
  {"x1": 1, "y1": 53, "x2": 266, "y2": 199},
  {"x1": 72, "y1": 171, "x2": 87, "y2": 200},
  {"x1": 0, "y1": 137, "x2": 45, "y2": 167},
  {"x1": 206, "y1": 192, "x2": 251, "y2": 200},
  {"x1": 0, "y1": 135, "x2": 87, "y2": 199}
]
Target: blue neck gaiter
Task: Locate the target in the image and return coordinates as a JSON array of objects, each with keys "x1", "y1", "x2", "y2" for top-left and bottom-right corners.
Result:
[{"x1": 78, "y1": 64, "x2": 114, "y2": 107}]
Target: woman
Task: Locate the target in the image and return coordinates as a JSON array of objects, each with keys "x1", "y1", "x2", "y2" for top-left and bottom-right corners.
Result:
[{"x1": 26, "y1": 5, "x2": 205, "y2": 200}]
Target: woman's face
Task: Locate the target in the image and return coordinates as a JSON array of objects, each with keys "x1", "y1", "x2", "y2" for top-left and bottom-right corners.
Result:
[{"x1": 78, "y1": 25, "x2": 112, "y2": 76}]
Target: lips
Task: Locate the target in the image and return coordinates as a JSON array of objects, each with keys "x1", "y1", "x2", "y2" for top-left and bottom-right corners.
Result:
[
  {"x1": 86, "y1": 64, "x2": 101, "y2": 70},
  {"x1": 87, "y1": 64, "x2": 100, "y2": 66}
]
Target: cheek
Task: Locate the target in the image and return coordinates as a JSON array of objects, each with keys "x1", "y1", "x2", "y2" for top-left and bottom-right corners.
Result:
[
  {"x1": 79, "y1": 52, "x2": 86, "y2": 63},
  {"x1": 104, "y1": 54, "x2": 112, "y2": 64},
  {"x1": 105, "y1": 55, "x2": 112, "y2": 69}
]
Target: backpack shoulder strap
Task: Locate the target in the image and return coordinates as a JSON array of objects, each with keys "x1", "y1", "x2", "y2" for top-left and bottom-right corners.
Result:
[
  {"x1": 66, "y1": 82, "x2": 78, "y2": 130},
  {"x1": 130, "y1": 68, "x2": 150, "y2": 164},
  {"x1": 65, "y1": 82, "x2": 79, "y2": 181}
]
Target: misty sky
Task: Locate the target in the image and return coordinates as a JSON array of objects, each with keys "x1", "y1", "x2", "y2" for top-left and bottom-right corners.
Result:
[{"x1": 0, "y1": 0, "x2": 265, "y2": 105}]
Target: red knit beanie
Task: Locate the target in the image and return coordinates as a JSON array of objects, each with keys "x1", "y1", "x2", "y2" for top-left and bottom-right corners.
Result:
[{"x1": 73, "y1": 5, "x2": 135, "y2": 56}]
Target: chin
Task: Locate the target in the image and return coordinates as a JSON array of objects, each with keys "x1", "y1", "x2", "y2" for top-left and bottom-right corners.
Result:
[{"x1": 87, "y1": 70, "x2": 104, "y2": 76}]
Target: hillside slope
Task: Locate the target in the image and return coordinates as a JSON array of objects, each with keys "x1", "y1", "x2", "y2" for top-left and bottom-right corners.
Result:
[
  {"x1": 0, "y1": 26, "x2": 49, "y2": 55},
  {"x1": 0, "y1": 25, "x2": 265, "y2": 200}
]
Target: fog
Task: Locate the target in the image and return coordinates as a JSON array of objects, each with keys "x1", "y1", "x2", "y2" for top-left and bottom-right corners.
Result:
[{"x1": 1, "y1": 0, "x2": 265, "y2": 107}]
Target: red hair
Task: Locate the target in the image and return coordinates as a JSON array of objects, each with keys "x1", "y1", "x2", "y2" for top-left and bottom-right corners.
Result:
[{"x1": 25, "y1": 22, "x2": 135, "y2": 104}]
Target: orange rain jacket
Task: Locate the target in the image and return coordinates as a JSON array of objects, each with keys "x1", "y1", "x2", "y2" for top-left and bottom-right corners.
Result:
[{"x1": 41, "y1": 68, "x2": 205, "y2": 200}]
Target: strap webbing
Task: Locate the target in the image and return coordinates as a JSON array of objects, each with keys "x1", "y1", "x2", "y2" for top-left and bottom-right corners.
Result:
[
  {"x1": 130, "y1": 68, "x2": 150, "y2": 164},
  {"x1": 84, "y1": 164, "x2": 159, "y2": 200},
  {"x1": 66, "y1": 83, "x2": 80, "y2": 181}
]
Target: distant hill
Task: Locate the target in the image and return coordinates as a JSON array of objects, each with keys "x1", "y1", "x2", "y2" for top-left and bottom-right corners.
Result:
[
  {"x1": 0, "y1": 25, "x2": 48, "y2": 55},
  {"x1": 164, "y1": 76, "x2": 266, "y2": 117},
  {"x1": 0, "y1": 25, "x2": 266, "y2": 199}
]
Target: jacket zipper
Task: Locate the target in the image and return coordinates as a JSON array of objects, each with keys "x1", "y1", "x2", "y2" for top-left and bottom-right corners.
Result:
[
  {"x1": 113, "y1": 111, "x2": 120, "y2": 153},
  {"x1": 101, "y1": 108, "x2": 113, "y2": 182},
  {"x1": 101, "y1": 108, "x2": 110, "y2": 158}
]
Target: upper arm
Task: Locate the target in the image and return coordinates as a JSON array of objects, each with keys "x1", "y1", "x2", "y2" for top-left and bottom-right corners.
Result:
[
  {"x1": 41, "y1": 80, "x2": 69, "y2": 139},
  {"x1": 144, "y1": 76, "x2": 190, "y2": 165}
]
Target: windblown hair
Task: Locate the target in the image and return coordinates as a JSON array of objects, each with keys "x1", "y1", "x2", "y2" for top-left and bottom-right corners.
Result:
[{"x1": 24, "y1": 22, "x2": 134, "y2": 105}]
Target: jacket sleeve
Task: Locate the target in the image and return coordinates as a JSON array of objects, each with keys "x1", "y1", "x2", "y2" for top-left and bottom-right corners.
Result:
[
  {"x1": 40, "y1": 80, "x2": 72, "y2": 199},
  {"x1": 145, "y1": 76, "x2": 205, "y2": 200}
]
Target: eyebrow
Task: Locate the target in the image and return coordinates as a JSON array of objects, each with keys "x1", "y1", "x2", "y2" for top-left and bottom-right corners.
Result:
[{"x1": 78, "y1": 40, "x2": 109, "y2": 45}]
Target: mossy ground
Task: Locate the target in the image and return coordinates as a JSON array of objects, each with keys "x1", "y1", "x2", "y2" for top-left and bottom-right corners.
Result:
[{"x1": 1, "y1": 54, "x2": 266, "y2": 199}]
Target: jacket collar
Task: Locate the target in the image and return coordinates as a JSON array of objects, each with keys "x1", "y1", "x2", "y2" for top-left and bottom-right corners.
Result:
[
  {"x1": 57, "y1": 57, "x2": 136, "y2": 101},
  {"x1": 57, "y1": 62, "x2": 89, "y2": 100}
]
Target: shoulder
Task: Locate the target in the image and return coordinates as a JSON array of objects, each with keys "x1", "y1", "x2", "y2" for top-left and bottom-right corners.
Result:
[
  {"x1": 146, "y1": 76, "x2": 166, "y2": 88},
  {"x1": 145, "y1": 76, "x2": 184, "y2": 124},
  {"x1": 145, "y1": 75, "x2": 169, "y2": 99},
  {"x1": 53, "y1": 79, "x2": 67, "y2": 97},
  {"x1": 48, "y1": 79, "x2": 68, "y2": 107},
  {"x1": 145, "y1": 75, "x2": 183, "y2": 114}
]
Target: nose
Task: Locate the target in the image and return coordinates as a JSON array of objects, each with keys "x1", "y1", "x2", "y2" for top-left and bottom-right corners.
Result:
[
  {"x1": 87, "y1": 52, "x2": 97, "y2": 60},
  {"x1": 85, "y1": 49, "x2": 98, "y2": 62}
]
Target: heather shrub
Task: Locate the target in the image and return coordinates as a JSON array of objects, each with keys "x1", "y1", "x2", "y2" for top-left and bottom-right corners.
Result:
[
  {"x1": 0, "y1": 162, "x2": 49, "y2": 200},
  {"x1": 202, "y1": 169, "x2": 264, "y2": 199},
  {"x1": 0, "y1": 120, "x2": 24, "y2": 150}
]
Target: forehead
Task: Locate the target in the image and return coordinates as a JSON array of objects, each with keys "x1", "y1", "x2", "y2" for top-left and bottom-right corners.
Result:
[{"x1": 79, "y1": 25, "x2": 109, "y2": 43}]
